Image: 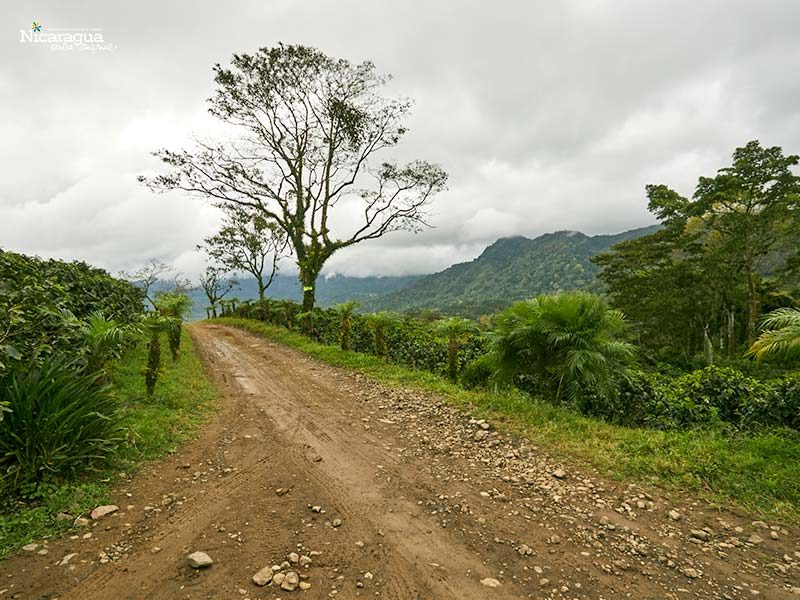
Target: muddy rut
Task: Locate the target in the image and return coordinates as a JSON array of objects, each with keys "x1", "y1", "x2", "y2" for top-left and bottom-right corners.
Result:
[{"x1": 2, "y1": 323, "x2": 798, "y2": 599}]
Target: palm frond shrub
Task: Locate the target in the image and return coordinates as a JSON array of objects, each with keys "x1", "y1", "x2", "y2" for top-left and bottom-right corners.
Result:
[
  {"x1": 433, "y1": 317, "x2": 480, "y2": 379},
  {"x1": 0, "y1": 356, "x2": 122, "y2": 492},
  {"x1": 154, "y1": 293, "x2": 191, "y2": 360},
  {"x1": 492, "y1": 292, "x2": 635, "y2": 405},
  {"x1": 332, "y1": 301, "x2": 360, "y2": 351},
  {"x1": 140, "y1": 313, "x2": 181, "y2": 396},
  {"x1": 748, "y1": 307, "x2": 800, "y2": 363},
  {"x1": 80, "y1": 311, "x2": 139, "y2": 375},
  {"x1": 364, "y1": 312, "x2": 399, "y2": 358}
]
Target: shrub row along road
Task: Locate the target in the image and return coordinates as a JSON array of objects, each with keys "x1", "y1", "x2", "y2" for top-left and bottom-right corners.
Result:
[{"x1": 3, "y1": 324, "x2": 798, "y2": 599}]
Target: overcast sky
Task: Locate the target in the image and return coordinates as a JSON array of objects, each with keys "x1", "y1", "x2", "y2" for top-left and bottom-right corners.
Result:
[{"x1": 2, "y1": 1, "x2": 800, "y2": 280}]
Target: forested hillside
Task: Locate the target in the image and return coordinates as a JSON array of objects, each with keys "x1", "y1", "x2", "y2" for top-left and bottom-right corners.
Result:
[{"x1": 362, "y1": 225, "x2": 659, "y2": 317}]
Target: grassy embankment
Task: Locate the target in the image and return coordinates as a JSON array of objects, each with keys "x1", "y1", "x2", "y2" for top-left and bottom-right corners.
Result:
[
  {"x1": 0, "y1": 328, "x2": 218, "y2": 558},
  {"x1": 216, "y1": 317, "x2": 800, "y2": 525}
]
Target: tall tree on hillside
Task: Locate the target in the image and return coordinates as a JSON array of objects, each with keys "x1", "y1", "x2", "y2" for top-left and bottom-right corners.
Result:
[
  {"x1": 596, "y1": 141, "x2": 800, "y2": 359},
  {"x1": 199, "y1": 206, "x2": 288, "y2": 302},
  {"x1": 647, "y1": 142, "x2": 800, "y2": 345},
  {"x1": 141, "y1": 44, "x2": 447, "y2": 311}
]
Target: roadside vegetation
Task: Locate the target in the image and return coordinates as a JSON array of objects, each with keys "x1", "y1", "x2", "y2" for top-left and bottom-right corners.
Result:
[{"x1": 0, "y1": 251, "x2": 217, "y2": 558}]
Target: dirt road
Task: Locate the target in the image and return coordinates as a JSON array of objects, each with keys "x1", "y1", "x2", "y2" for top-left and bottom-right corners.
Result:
[{"x1": 2, "y1": 323, "x2": 798, "y2": 599}]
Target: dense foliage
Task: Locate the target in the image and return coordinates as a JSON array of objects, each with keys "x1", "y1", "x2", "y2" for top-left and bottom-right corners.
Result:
[
  {"x1": 362, "y1": 226, "x2": 658, "y2": 318},
  {"x1": 0, "y1": 250, "x2": 144, "y2": 372},
  {"x1": 594, "y1": 141, "x2": 800, "y2": 364}
]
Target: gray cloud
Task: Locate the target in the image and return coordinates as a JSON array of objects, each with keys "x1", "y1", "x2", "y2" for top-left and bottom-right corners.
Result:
[{"x1": 2, "y1": 0, "x2": 799, "y2": 279}]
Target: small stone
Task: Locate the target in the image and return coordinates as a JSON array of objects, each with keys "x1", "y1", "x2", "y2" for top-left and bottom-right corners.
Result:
[
  {"x1": 552, "y1": 468, "x2": 566, "y2": 480},
  {"x1": 299, "y1": 555, "x2": 312, "y2": 566},
  {"x1": 73, "y1": 516, "x2": 90, "y2": 527},
  {"x1": 281, "y1": 571, "x2": 299, "y2": 591},
  {"x1": 480, "y1": 578, "x2": 501, "y2": 588},
  {"x1": 59, "y1": 553, "x2": 78, "y2": 566},
  {"x1": 299, "y1": 581, "x2": 312, "y2": 590},
  {"x1": 332, "y1": 518, "x2": 342, "y2": 528},
  {"x1": 22, "y1": 543, "x2": 38, "y2": 552},
  {"x1": 288, "y1": 552, "x2": 300, "y2": 563},
  {"x1": 770, "y1": 531, "x2": 779, "y2": 540},
  {"x1": 187, "y1": 551, "x2": 213, "y2": 568},
  {"x1": 473, "y1": 430, "x2": 489, "y2": 442},
  {"x1": 668, "y1": 510, "x2": 681, "y2": 521},
  {"x1": 311, "y1": 505, "x2": 322, "y2": 513},
  {"x1": 355, "y1": 540, "x2": 365, "y2": 548},
  {"x1": 90, "y1": 505, "x2": 119, "y2": 520},
  {"x1": 682, "y1": 567, "x2": 701, "y2": 579},
  {"x1": 252, "y1": 566, "x2": 273, "y2": 586},
  {"x1": 747, "y1": 534, "x2": 764, "y2": 545},
  {"x1": 690, "y1": 529, "x2": 710, "y2": 542},
  {"x1": 272, "y1": 572, "x2": 286, "y2": 586}
]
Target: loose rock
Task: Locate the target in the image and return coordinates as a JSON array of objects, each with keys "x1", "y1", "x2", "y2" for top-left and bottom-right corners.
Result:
[
  {"x1": 90, "y1": 505, "x2": 119, "y2": 520},
  {"x1": 186, "y1": 551, "x2": 213, "y2": 568}
]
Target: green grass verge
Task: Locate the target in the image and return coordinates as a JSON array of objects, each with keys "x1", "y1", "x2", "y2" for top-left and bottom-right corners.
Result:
[
  {"x1": 216, "y1": 317, "x2": 800, "y2": 525},
  {"x1": 0, "y1": 328, "x2": 218, "y2": 559}
]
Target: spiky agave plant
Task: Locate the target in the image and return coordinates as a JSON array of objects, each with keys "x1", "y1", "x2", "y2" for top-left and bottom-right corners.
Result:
[
  {"x1": 433, "y1": 317, "x2": 480, "y2": 380},
  {"x1": 492, "y1": 292, "x2": 635, "y2": 405},
  {"x1": 154, "y1": 293, "x2": 191, "y2": 361},
  {"x1": 748, "y1": 307, "x2": 800, "y2": 363},
  {"x1": 332, "y1": 301, "x2": 360, "y2": 351}
]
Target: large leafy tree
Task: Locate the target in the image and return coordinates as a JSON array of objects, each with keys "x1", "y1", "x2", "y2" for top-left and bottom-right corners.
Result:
[
  {"x1": 199, "y1": 206, "x2": 288, "y2": 303},
  {"x1": 648, "y1": 141, "x2": 800, "y2": 345},
  {"x1": 142, "y1": 44, "x2": 447, "y2": 311},
  {"x1": 596, "y1": 141, "x2": 800, "y2": 360}
]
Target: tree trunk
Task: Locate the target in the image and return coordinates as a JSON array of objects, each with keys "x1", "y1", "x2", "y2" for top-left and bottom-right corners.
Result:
[
  {"x1": 727, "y1": 309, "x2": 735, "y2": 357},
  {"x1": 746, "y1": 268, "x2": 757, "y2": 346},
  {"x1": 448, "y1": 338, "x2": 458, "y2": 380},
  {"x1": 300, "y1": 269, "x2": 318, "y2": 312},
  {"x1": 257, "y1": 279, "x2": 265, "y2": 303},
  {"x1": 703, "y1": 325, "x2": 713, "y2": 367}
]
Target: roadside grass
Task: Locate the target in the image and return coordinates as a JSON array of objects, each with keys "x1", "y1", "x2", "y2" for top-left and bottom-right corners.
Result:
[
  {"x1": 0, "y1": 328, "x2": 218, "y2": 559},
  {"x1": 216, "y1": 317, "x2": 800, "y2": 525}
]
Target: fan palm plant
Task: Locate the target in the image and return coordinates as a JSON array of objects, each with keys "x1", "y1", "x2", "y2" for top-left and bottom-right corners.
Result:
[
  {"x1": 748, "y1": 307, "x2": 800, "y2": 363},
  {"x1": 433, "y1": 317, "x2": 480, "y2": 379},
  {"x1": 332, "y1": 301, "x2": 360, "y2": 351},
  {"x1": 492, "y1": 292, "x2": 634, "y2": 405}
]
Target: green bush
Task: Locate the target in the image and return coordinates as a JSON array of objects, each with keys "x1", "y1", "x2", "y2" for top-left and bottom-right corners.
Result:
[
  {"x1": 741, "y1": 375, "x2": 800, "y2": 430},
  {"x1": 0, "y1": 356, "x2": 123, "y2": 493},
  {"x1": 0, "y1": 250, "x2": 143, "y2": 374},
  {"x1": 673, "y1": 366, "x2": 767, "y2": 424},
  {"x1": 460, "y1": 354, "x2": 497, "y2": 389}
]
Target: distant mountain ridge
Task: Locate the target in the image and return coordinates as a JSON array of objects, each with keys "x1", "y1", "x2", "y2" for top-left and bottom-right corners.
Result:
[{"x1": 360, "y1": 225, "x2": 660, "y2": 317}]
